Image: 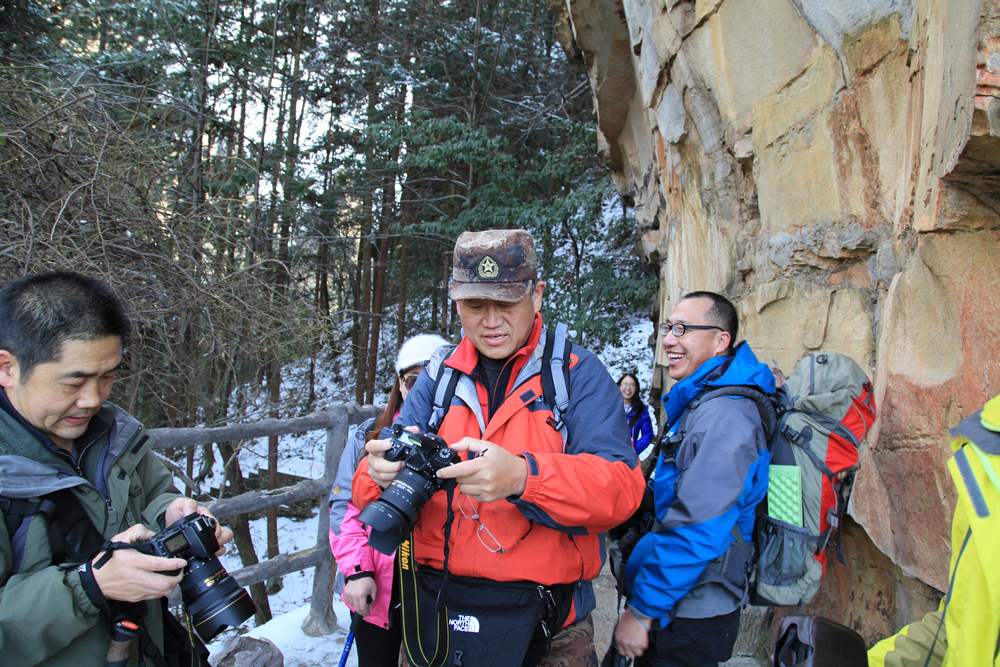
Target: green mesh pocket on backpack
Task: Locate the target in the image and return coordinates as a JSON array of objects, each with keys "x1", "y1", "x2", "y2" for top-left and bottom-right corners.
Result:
[{"x1": 768, "y1": 465, "x2": 803, "y2": 526}]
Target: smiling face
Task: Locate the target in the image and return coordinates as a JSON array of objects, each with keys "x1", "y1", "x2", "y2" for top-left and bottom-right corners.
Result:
[
  {"x1": 661, "y1": 297, "x2": 731, "y2": 381},
  {"x1": 619, "y1": 376, "x2": 637, "y2": 401},
  {"x1": 0, "y1": 336, "x2": 122, "y2": 450},
  {"x1": 455, "y1": 281, "x2": 544, "y2": 360}
]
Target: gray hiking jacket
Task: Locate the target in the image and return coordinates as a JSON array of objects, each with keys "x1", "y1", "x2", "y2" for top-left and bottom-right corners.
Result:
[{"x1": 0, "y1": 401, "x2": 182, "y2": 666}]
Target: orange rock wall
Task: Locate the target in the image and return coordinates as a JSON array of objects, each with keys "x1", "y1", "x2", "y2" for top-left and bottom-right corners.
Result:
[{"x1": 554, "y1": 0, "x2": 1000, "y2": 634}]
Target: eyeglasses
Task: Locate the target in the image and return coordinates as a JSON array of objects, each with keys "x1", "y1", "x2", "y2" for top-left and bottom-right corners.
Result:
[
  {"x1": 456, "y1": 494, "x2": 530, "y2": 554},
  {"x1": 400, "y1": 372, "x2": 422, "y2": 391},
  {"x1": 658, "y1": 321, "x2": 724, "y2": 338}
]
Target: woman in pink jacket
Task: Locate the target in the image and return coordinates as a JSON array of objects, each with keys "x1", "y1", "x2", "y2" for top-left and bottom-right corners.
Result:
[{"x1": 328, "y1": 334, "x2": 449, "y2": 666}]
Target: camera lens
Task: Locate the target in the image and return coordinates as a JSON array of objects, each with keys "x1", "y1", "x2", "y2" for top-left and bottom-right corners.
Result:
[
  {"x1": 358, "y1": 502, "x2": 408, "y2": 555},
  {"x1": 359, "y1": 467, "x2": 439, "y2": 554},
  {"x1": 180, "y1": 556, "x2": 257, "y2": 641}
]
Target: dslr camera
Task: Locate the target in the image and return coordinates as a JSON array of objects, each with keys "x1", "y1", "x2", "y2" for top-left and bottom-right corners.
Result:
[
  {"x1": 359, "y1": 425, "x2": 461, "y2": 554},
  {"x1": 132, "y1": 513, "x2": 256, "y2": 641}
]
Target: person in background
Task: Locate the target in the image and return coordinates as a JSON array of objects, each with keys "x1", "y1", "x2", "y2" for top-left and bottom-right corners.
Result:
[
  {"x1": 619, "y1": 372, "x2": 654, "y2": 457},
  {"x1": 328, "y1": 333, "x2": 449, "y2": 666}
]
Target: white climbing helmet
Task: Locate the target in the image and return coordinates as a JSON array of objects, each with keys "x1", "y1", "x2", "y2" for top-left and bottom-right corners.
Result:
[{"x1": 395, "y1": 333, "x2": 450, "y2": 374}]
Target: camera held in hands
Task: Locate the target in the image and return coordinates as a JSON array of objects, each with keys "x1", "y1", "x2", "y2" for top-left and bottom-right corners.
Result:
[
  {"x1": 358, "y1": 425, "x2": 461, "y2": 554},
  {"x1": 132, "y1": 513, "x2": 256, "y2": 641}
]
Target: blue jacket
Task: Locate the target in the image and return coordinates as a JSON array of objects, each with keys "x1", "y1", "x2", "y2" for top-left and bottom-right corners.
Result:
[
  {"x1": 625, "y1": 342, "x2": 774, "y2": 625},
  {"x1": 626, "y1": 403, "x2": 654, "y2": 454}
]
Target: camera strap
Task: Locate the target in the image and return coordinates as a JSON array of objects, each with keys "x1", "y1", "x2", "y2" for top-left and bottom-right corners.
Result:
[
  {"x1": 1, "y1": 487, "x2": 105, "y2": 572},
  {"x1": 92, "y1": 539, "x2": 140, "y2": 568},
  {"x1": 398, "y1": 483, "x2": 456, "y2": 667},
  {"x1": 398, "y1": 483, "x2": 572, "y2": 667}
]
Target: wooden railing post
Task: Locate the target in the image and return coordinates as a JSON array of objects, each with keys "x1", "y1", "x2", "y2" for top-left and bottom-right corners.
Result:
[
  {"x1": 147, "y1": 402, "x2": 378, "y2": 632},
  {"x1": 302, "y1": 404, "x2": 351, "y2": 636}
]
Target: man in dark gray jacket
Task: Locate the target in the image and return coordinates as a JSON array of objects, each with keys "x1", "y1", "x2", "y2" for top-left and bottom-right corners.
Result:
[
  {"x1": 0, "y1": 271, "x2": 233, "y2": 666},
  {"x1": 613, "y1": 291, "x2": 775, "y2": 666}
]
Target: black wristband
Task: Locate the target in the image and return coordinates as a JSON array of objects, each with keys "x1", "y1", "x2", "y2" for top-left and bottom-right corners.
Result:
[
  {"x1": 77, "y1": 561, "x2": 112, "y2": 617},
  {"x1": 344, "y1": 571, "x2": 375, "y2": 582}
]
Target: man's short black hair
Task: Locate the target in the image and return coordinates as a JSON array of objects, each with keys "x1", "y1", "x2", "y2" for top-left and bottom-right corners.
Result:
[
  {"x1": 0, "y1": 272, "x2": 130, "y2": 379},
  {"x1": 682, "y1": 290, "x2": 738, "y2": 352}
]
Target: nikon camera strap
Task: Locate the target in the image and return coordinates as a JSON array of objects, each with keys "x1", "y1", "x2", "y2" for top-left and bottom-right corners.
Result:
[{"x1": 398, "y1": 484, "x2": 457, "y2": 667}]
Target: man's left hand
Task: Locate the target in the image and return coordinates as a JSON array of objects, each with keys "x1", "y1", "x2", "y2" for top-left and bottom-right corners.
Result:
[
  {"x1": 613, "y1": 607, "x2": 651, "y2": 659},
  {"x1": 436, "y1": 438, "x2": 528, "y2": 502},
  {"x1": 165, "y1": 497, "x2": 234, "y2": 555}
]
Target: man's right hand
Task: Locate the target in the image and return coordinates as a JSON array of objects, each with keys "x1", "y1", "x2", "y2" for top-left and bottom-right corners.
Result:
[
  {"x1": 90, "y1": 524, "x2": 187, "y2": 603},
  {"x1": 365, "y1": 436, "x2": 405, "y2": 489}
]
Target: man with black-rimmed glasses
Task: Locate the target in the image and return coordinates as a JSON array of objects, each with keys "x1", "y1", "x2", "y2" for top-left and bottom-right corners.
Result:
[{"x1": 613, "y1": 291, "x2": 776, "y2": 667}]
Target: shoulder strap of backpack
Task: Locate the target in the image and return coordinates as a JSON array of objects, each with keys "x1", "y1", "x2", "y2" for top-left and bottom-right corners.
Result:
[
  {"x1": 428, "y1": 346, "x2": 461, "y2": 434},
  {"x1": 540, "y1": 323, "x2": 571, "y2": 432},
  {"x1": 1, "y1": 488, "x2": 103, "y2": 573},
  {"x1": 1, "y1": 494, "x2": 65, "y2": 572},
  {"x1": 687, "y1": 385, "x2": 781, "y2": 444},
  {"x1": 429, "y1": 326, "x2": 574, "y2": 435}
]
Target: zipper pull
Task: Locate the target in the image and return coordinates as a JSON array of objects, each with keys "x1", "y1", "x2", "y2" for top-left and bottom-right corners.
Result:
[{"x1": 106, "y1": 497, "x2": 114, "y2": 514}]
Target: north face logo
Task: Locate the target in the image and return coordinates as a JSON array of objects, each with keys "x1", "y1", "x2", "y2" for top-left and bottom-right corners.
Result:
[{"x1": 449, "y1": 614, "x2": 480, "y2": 633}]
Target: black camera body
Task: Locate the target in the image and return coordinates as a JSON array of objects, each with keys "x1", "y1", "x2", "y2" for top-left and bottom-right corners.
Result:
[
  {"x1": 138, "y1": 513, "x2": 219, "y2": 566},
  {"x1": 133, "y1": 513, "x2": 256, "y2": 641},
  {"x1": 358, "y1": 425, "x2": 461, "y2": 554}
]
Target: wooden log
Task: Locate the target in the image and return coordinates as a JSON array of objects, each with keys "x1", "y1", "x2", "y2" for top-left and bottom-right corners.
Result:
[
  {"x1": 154, "y1": 403, "x2": 379, "y2": 626},
  {"x1": 167, "y1": 545, "x2": 325, "y2": 607},
  {"x1": 304, "y1": 405, "x2": 352, "y2": 636},
  {"x1": 203, "y1": 478, "x2": 330, "y2": 520},
  {"x1": 231, "y1": 545, "x2": 326, "y2": 586},
  {"x1": 146, "y1": 403, "x2": 378, "y2": 450}
]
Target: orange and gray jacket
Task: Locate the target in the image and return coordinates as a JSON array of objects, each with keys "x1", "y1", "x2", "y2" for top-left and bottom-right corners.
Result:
[{"x1": 352, "y1": 315, "x2": 646, "y2": 623}]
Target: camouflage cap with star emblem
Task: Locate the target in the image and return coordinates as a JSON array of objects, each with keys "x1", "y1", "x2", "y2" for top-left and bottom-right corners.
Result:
[{"x1": 448, "y1": 229, "x2": 538, "y2": 303}]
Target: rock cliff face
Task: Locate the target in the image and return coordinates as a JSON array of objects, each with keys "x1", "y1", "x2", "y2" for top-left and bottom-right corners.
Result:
[{"x1": 554, "y1": 0, "x2": 1000, "y2": 640}]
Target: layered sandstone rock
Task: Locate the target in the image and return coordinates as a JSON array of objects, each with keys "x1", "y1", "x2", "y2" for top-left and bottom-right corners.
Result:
[{"x1": 554, "y1": 0, "x2": 1000, "y2": 638}]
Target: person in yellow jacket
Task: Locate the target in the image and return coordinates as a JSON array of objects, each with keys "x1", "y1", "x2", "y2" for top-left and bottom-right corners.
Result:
[{"x1": 868, "y1": 394, "x2": 1000, "y2": 667}]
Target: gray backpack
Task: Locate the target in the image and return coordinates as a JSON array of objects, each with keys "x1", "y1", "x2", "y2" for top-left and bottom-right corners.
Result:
[{"x1": 691, "y1": 352, "x2": 877, "y2": 607}]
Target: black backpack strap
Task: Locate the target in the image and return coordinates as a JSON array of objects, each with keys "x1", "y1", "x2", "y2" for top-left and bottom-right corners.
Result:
[
  {"x1": 1, "y1": 488, "x2": 107, "y2": 574},
  {"x1": 688, "y1": 385, "x2": 780, "y2": 443},
  {"x1": 0, "y1": 495, "x2": 47, "y2": 539},
  {"x1": 541, "y1": 323, "x2": 571, "y2": 433},
  {"x1": 1, "y1": 495, "x2": 59, "y2": 572}
]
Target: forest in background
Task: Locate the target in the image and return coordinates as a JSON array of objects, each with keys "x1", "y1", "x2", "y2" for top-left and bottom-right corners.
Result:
[
  {"x1": 1, "y1": 0, "x2": 661, "y2": 624},
  {"x1": 1, "y1": 0, "x2": 656, "y2": 429}
]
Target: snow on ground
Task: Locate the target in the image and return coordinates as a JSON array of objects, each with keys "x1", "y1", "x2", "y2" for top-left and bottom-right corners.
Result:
[
  {"x1": 213, "y1": 600, "x2": 358, "y2": 667},
  {"x1": 188, "y1": 313, "x2": 655, "y2": 665}
]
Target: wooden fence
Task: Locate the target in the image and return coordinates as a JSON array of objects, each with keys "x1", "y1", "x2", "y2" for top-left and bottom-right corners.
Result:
[{"x1": 147, "y1": 402, "x2": 379, "y2": 636}]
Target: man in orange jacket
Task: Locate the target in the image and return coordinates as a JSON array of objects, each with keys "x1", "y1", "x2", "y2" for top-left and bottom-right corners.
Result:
[{"x1": 353, "y1": 229, "x2": 646, "y2": 665}]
